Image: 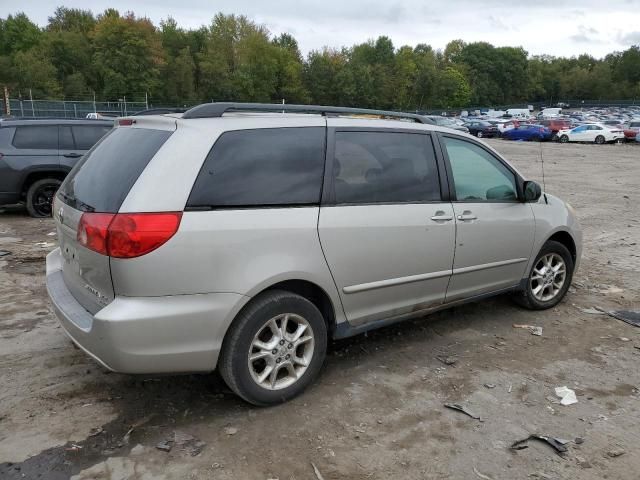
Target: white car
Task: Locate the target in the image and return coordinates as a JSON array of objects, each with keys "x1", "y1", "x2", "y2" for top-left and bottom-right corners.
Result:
[{"x1": 557, "y1": 123, "x2": 624, "y2": 144}]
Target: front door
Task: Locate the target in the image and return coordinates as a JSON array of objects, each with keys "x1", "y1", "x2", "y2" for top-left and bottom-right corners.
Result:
[
  {"x1": 440, "y1": 135, "x2": 535, "y2": 301},
  {"x1": 319, "y1": 127, "x2": 455, "y2": 326}
]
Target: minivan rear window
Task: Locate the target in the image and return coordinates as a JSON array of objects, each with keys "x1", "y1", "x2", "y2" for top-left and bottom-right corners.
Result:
[
  {"x1": 187, "y1": 127, "x2": 325, "y2": 208},
  {"x1": 58, "y1": 128, "x2": 172, "y2": 212}
]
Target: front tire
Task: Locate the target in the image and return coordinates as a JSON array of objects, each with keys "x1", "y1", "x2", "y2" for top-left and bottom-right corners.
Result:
[
  {"x1": 26, "y1": 178, "x2": 61, "y2": 218},
  {"x1": 513, "y1": 240, "x2": 574, "y2": 310},
  {"x1": 219, "y1": 290, "x2": 327, "y2": 406},
  {"x1": 476, "y1": 131, "x2": 483, "y2": 138},
  {"x1": 559, "y1": 135, "x2": 569, "y2": 143}
]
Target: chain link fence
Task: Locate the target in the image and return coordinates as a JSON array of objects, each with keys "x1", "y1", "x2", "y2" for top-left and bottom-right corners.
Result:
[{"x1": 6, "y1": 99, "x2": 149, "y2": 119}]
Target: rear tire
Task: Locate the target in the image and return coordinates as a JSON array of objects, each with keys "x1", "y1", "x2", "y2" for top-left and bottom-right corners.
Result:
[
  {"x1": 476, "y1": 131, "x2": 483, "y2": 138},
  {"x1": 513, "y1": 240, "x2": 574, "y2": 310},
  {"x1": 26, "y1": 178, "x2": 61, "y2": 218},
  {"x1": 219, "y1": 290, "x2": 327, "y2": 406},
  {"x1": 595, "y1": 135, "x2": 605, "y2": 145}
]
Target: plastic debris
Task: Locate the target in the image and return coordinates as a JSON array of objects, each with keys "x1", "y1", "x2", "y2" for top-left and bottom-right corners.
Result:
[
  {"x1": 0, "y1": 250, "x2": 10, "y2": 257},
  {"x1": 444, "y1": 402, "x2": 483, "y2": 421},
  {"x1": 577, "y1": 306, "x2": 606, "y2": 315},
  {"x1": 47, "y1": 231, "x2": 56, "y2": 236},
  {"x1": 484, "y1": 383, "x2": 496, "y2": 389},
  {"x1": 224, "y1": 426, "x2": 238, "y2": 435},
  {"x1": 156, "y1": 440, "x2": 172, "y2": 452},
  {"x1": 513, "y1": 324, "x2": 543, "y2": 336},
  {"x1": 555, "y1": 386, "x2": 578, "y2": 406},
  {"x1": 311, "y1": 462, "x2": 325, "y2": 480},
  {"x1": 473, "y1": 467, "x2": 494, "y2": 480},
  {"x1": 510, "y1": 434, "x2": 568, "y2": 455}
]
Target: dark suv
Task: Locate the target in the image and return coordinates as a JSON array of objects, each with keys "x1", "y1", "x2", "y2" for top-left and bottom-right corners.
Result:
[{"x1": 0, "y1": 119, "x2": 113, "y2": 217}]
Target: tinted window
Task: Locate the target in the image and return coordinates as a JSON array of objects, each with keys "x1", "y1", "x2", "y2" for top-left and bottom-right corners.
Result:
[
  {"x1": 12, "y1": 126, "x2": 58, "y2": 149},
  {"x1": 59, "y1": 126, "x2": 74, "y2": 150},
  {"x1": 187, "y1": 127, "x2": 325, "y2": 208},
  {"x1": 73, "y1": 125, "x2": 112, "y2": 150},
  {"x1": 58, "y1": 128, "x2": 171, "y2": 212},
  {"x1": 333, "y1": 132, "x2": 440, "y2": 204},
  {"x1": 443, "y1": 137, "x2": 517, "y2": 202}
]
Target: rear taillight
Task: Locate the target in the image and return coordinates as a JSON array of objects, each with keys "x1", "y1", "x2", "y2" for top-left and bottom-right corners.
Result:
[
  {"x1": 118, "y1": 119, "x2": 135, "y2": 126},
  {"x1": 77, "y1": 212, "x2": 182, "y2": 258}
]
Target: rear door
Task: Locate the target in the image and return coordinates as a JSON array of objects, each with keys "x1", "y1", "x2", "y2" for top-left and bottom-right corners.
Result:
[
  {"x1": 440, "y1": 135, "x2": 535, "y2": 301},
  {"x1": 319, "y1": 125, "x2": 455, "y2": 326},
  {"x1": 55, "y1": 126, "x2": 173, "y2": 314}
]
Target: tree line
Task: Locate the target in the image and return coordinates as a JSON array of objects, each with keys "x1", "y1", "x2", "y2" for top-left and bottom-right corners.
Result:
[{"x1": 1, "y1": 8, "x2": 640, "y2": 110}]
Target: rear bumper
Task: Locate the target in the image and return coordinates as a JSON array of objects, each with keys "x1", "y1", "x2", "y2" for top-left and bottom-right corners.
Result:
[{"x1": 46, "y1": 248, "x2": 249, "y2": 374}]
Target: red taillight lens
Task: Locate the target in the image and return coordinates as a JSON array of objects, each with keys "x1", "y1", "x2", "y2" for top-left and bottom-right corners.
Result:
[
  {"x1": 118, "y1": 119, "x2": 135, "y2": 126},
  {"x1": 77, "y1": 213, "x2": 114, "y2": 255},
  {"x1": 77, "y1": 212, "x2": 182, "y2": 258}
]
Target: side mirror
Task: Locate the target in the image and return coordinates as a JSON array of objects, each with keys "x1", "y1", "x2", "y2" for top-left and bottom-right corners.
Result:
[{"x1": 523, "y1": 180, "x2": 542, "y2": 202}]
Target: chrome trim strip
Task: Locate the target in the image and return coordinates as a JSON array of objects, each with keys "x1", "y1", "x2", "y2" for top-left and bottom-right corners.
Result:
[
  {"x1": 452, "y1": 257, "x2": 528, "y2": 275},
  {"x1": 343, "y1": 269, "x2": 452, "y2": 294}
]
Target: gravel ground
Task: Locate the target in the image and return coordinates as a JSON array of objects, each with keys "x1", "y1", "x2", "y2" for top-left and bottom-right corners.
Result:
[{"x1": 0, "y1": 139, "x2": 639, "y2": 480}]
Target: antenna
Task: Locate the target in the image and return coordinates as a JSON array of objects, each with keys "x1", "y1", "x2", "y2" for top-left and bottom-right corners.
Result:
[{"x1": 538, "y1": 142, "x2": 548, "y2": 204}]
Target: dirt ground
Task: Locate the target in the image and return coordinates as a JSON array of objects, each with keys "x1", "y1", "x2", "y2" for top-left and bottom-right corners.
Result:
[{"x1": 0, "y1": 139, "x2": 639, "y2": 480}]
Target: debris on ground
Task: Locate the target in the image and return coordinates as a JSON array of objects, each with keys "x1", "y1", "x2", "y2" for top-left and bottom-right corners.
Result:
[
  {"x1": 608, "y1": 310, "x2": 640, "y2": 328},
  {"x1": 444, "y1": 402, "x2": 483, "y2": 421},
  {"x1": 156, "y1": 440, "x2": 172, "y2": 452},
  {"x1": 577, "y1": 306, "x2": 606, "y2": 315},
  {"x1": 436, "y1": 355, "x2": 458, "y2": 366},
  {"x1": 47, "y1": 231, "x2": 56, "y2": 236},
  {"x1": 598, "y1": 285, "x2": 624, "y2": 295},
  {"x1": 473, "y1": 466, "x2": 494, "y2": 480},
  {"x1": 65, "y1": 443, "x2": 83, "y2": 452},
  {"x1": 174, "y1": 431, "x2": 207, "y2": 456},
  {"x1": 555, "y1": 386, "x2": 578, "y2": 405},
  {"x1": 224, "y1": 426, "x2": 238, "y2": 436},
  {"x1": 575, "y1": 437, "x2": 584, "y2": 444},
  {"x1": 311, "y1": 462, "x2": 325, "y2": 480},
  {"x1": 34, "y1": 242, "x2": 55, "y2": 248},
  {"x1": 607, "y1": 447, "x2": 626, "y2": 458},
  {"x1": 88, "y1": 427, "x2": 103, "y2": 437},
  {"x1": 0, "y1": 250, "x2": 11, "y2": 257},
  {"x1": 511, "y1": 434, "x2": 568, "y2": 455},
  {"x1": 513, "y1": 324, "x2": 543, "y2": 336},
  {"x1": 484, "y1": 383, "x2": 496, "y2": 389}
]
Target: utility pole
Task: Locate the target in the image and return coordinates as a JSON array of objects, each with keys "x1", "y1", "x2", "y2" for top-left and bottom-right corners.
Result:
[
  {"x1": 29, "y1": 88, "x2": 34, "y2": 117},
  {"x1": 145, "y1": 91, "x2": 149, "y2": 109},
  {"x1": 93, "y1": 91, "x2": 97, "y2": 115},
  {"x1": 2, "y1": 86, "x2": 9, "y2": 116}
]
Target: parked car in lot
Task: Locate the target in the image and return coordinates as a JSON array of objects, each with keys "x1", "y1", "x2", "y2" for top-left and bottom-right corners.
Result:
[
  {"x1": 502, "y1": 124, "x2": 553, "y2": 141},
  {"x1": 422, "y1": 115, "x2": 469, "y2": 133},
  {"x1": 487, "y1": 119, "x2": 519, "y2": 136},
  {"x1": 537, "y1": 119, "x2": 572, "y2": 139},
  {"x1": 557, "y1": 123, "x2": 624, "y2": 144},
  {"x1": 0, "y1": 119, "x2": 113, "y2": 217},
  {"x1": 47, "y1": 103, "x2": 582, "y2": 405},
  {"x1": 463, "y1": 120, "x2": 499, "y2": 138}
]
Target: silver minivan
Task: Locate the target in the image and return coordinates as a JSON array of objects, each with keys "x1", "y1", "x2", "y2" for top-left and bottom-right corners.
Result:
[{"x1": 47, "y1": 103, "x2": 582, "y2": 405}]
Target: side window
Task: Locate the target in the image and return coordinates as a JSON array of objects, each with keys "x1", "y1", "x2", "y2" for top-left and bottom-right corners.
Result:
[
  {"x1": 12, "y1": 126, "x2": 58, "y2": 149},
  {"x1": 443, "y1": 137, "x2": 517, "y2": 202},
  {"x1": 59, "y1": 126, "x2": 75, "y2": 150},
  {"x1": 72, "y1": 125, "x2": 112, "y2": 150},
  {"x1": 333, "y1": 131, "x2": 440, "y2": 204},
  {"x1": 187, "y1": 127, "x2": 325, "y2": 208}
]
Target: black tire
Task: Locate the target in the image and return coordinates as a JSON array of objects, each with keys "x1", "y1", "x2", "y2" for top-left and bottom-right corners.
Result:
[
  {"x1": 595, "y1": 135, "x2": 605, "y2": 145},
  {"x1": 559, "y1": 135, "x2": 569, "y2": 143},
  {"x1": 219, "y1": 290, "x2": 327, "y2": 406},
  {"x1": 476, "y1": 131, "x2": 483, "y2": 138},
  {"x1": 26, "y1": 178, "x2": 61, "y2": 218},
  {"x1": 513, "y1": 240, "x2": 574, "y2": 310},
  {"x1": 552, "y1": 134, "x2": 559, "y2": 142}
]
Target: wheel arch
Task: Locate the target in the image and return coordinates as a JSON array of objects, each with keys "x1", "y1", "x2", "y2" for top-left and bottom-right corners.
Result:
[
  {"x1": 21, "y1": 168, "x2": 70, "y2": 196},
  {"x1": 546, "y1": 230, "x2": 577, "y2": 265}
]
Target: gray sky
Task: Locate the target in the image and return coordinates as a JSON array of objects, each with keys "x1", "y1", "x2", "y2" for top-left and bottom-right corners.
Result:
[{"x1": 4, "y1": 0, "x2": 640, "y2": 58}]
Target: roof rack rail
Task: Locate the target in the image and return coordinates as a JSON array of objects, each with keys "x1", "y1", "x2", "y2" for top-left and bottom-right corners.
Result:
[{"x1": 181, "y1": 102, "x2": 434, "y2": 124}]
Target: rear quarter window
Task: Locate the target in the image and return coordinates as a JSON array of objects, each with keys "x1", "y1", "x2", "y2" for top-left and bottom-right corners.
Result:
[
  {"x1": 12, "y1": 125, "x2": 58, "y2": 149},
  {"x1": 187, "y1": 127, "x2": 325, "y2": 208},
  {"x1": 72, "y1": 125, "x2": 112, "y2": 150},
  {"x1": 58, "y1": 127, "x2": 172, "y2": 212}
]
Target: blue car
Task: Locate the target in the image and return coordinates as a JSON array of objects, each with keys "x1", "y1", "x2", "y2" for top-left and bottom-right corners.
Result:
[{"x1": 503, "y1": 124, "x2": 553, "y2": 141}]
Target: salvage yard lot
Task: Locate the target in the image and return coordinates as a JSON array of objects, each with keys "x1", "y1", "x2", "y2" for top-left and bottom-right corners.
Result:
[{"x1": 0, "y1": 140, "x2": 639, "y2": 480}]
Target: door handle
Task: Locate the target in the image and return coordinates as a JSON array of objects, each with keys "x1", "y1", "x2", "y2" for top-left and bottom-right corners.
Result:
[
  {"x1": 63, "y1": 153, "x2": 82, "y2": 158},
  {"x1": 431, "y1": 211, "x2": 453, "y2": 222},
  {"x1": 457, "y1": 210, "x2": 477, "y2": 221}
]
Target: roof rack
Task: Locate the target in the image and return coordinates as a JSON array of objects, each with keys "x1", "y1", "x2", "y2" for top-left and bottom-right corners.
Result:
[{"x1": 181, "y1": 102, "x2": 434, "y2": 124}]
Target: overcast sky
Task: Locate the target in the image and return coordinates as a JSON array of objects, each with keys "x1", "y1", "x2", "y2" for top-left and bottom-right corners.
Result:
[{"x1": 5, "y1": 0, "x2": 640, "y2": 58}]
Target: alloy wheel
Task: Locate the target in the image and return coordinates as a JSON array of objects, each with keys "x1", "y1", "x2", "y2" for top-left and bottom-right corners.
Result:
[
  {"x1": 248, "y1": 313, "x2": 314, "y2": 390},
  {"x1": 530, "y1": 253, "x2": 566, "y2": 302}
]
